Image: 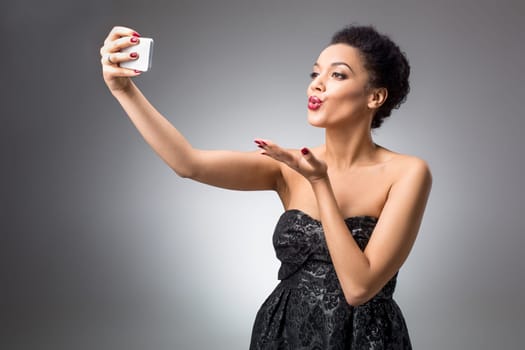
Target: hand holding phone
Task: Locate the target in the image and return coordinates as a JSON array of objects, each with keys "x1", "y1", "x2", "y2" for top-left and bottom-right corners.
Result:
[{"x1": 121, "y1": 37, "x2": 154, "y2": 72}]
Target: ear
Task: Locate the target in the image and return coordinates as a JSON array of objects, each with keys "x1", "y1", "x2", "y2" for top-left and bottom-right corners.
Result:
[{"x1": 367, "y1": 87, "x2": 388, "y2": 109}]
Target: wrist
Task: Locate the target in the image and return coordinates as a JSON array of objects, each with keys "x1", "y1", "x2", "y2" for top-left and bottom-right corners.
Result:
[
  {"x1": 309, "y1": 173, "x2": 330, "y2": 187},
  {"x1": 111, "y1": 79, "x2": 136, "y2": 98},
  {"x1": 310, "y1": 174, "x2": 339, "y2": 212}
]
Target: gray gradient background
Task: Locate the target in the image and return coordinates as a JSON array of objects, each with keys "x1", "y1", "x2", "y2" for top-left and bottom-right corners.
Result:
[{"x1": 2, "y1": 0, "x2": 524, "y2": 349}]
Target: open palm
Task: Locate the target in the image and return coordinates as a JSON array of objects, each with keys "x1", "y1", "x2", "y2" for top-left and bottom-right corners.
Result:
[{"x1": 255, "y1": 139, "x2": 328, "y2": 183}]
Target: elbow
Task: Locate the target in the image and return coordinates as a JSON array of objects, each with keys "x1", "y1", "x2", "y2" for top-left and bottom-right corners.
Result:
[
  {"x1": 344, "y1": 288, "x2": 373, "y2": 307},
  {"x1": 345, "y1": 296, "x2": 368, "y2": 308},
  {"x1": 167, "y1": 148, "x2": 198, "y2": 179},
  {"x1": 173, "y1": 166, "x2": 193, "y2": 179},
  {"x1": 170, "y1": 157, "x2": 197, "y2": 179}
]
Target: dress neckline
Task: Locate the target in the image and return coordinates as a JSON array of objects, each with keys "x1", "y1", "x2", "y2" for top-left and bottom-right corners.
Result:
[{"x1": 283, "y1": 208, "x2": 378, "y2": 223}]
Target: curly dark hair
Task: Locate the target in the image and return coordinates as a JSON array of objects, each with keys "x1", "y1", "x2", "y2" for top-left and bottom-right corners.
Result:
[{"x1": 330, "y1": 25, "x2": 411, "y2": 129}]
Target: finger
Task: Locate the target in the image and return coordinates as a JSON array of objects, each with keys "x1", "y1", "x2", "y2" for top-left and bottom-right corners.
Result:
[
  {"x1": 103, "y1": 64, "x2": 142, "y2": 77},
  {"x1": 300, "y1": 147, "x2": 321, "y2": 166},
  {"x1": 105, "y1": 26, "x2": 141, "y2": 44},
  {"x1": 101, "y1": 36, "x2": 140, "y2": 57},
  {"x1": 257, "y1": 140, "x2": 296, "y2": 165},
  {"x1": 100, "y1": 37, "x2": 141, "y2": 68},
  {"x1": 101, "y1": 51, "x2": 139, "y2": 66},
  {"x1": 255, "y1": 139, "x2": 281, "y2": 153},
  {"x1": 254, "y1": 139, "x2": 268, "y2": 147}
]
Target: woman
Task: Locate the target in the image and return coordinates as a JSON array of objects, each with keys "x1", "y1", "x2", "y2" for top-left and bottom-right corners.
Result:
[{"x1": 100, "y1": 24, "x2": 432, "y2": 349}]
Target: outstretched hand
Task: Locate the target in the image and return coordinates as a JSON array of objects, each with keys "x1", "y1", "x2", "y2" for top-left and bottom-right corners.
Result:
[{"x1": 255, "y1": 139, "x2": 328, "y2": 183}]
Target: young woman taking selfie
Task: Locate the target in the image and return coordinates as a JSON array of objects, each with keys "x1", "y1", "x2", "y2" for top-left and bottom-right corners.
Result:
[{"x1": 100, "y1": 24, "x2": 432, "y2": 349}]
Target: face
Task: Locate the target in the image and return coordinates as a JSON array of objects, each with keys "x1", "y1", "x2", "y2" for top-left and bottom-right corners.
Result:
[{"x1": 307, "y1": 43, "x2": 374, "y2": 128}]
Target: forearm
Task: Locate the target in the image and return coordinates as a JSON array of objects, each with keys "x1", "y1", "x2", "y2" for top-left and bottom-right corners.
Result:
[
  {"x1": 310, "y1": 177, "x2": 372, "y2": 304},
  {"x1": 112, "y1": 82, "x2": 195, "y2": 177}
]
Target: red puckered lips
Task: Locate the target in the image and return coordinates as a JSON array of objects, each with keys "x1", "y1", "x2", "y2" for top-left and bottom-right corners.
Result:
[{"x1": 308, "y1": 96, "x2": 323, "y2": 110}]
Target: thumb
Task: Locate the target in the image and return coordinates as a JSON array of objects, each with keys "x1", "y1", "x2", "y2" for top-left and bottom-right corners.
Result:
[{"x1": 301, "y1": 147, "x2": 321, "y2": 166}]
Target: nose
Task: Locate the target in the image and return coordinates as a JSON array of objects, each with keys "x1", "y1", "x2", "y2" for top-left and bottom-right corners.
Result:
[{"x1": 309, "y1": 74, "x2": 325, "y2": 93}]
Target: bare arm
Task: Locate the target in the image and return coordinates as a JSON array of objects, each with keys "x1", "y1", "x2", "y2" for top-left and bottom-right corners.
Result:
[
  {"x1": 100, "y1": 26, "x2": 281, "y2": 191},
  {"x1": 113, "y1": 83, "x2": 281, "y2": 190},
  {"x1": 310, "y1": 157, "x2": 432, "y2": 306},
  {"x1": 257, "y1": 141, "x2": 432, "y2": 306}
]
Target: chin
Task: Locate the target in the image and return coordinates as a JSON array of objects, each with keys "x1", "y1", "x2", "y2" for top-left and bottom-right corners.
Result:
[{"x1": 307, "y1": 112, "x2": 328, "y2": 128}]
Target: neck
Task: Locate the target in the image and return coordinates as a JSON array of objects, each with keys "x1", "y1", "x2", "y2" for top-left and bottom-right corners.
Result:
[{"x1": 323, "y1": 123, "x2": 377, "y2": 170}]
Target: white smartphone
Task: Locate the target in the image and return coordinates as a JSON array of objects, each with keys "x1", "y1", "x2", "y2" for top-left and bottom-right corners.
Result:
[{"x1": 120, "y1": 37, "x2": 154, "y2": 72}]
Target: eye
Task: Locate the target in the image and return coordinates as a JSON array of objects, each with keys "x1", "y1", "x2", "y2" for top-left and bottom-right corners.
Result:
[
  {"x1": 309, "y1": 72, "x2": 320, "y2": 79},
  {"x1": 332, "y1": 72, "x2": 348, "y2": 79}
]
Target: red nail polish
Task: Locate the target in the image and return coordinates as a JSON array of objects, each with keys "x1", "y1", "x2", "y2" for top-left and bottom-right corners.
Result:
[
  {"x1": 134, "y1": 69, "x2": 141, "y2": 74},
  {"x1": 132, "y1": 32, "x2": 141, "y2": 37},
  {"x1": 130, "y1": 37, "x2": 138, "y2": 43},
  {"x1": 301, "y1": 148, "x2": 309, "y2": 155},
  {"x1": 130, "y1": 52, "x2": 138, "y2": 58}
]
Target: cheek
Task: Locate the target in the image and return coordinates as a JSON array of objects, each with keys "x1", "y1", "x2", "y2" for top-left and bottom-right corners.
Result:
[
  {"x1": 340, "y1": 82, "x2": 367, "y2": 100},
  {"x1": 329, "y1": 95, "x2": 368, "y2": 120},
  {"x1": 332, "y1": 91, "x2": 365, "y2": 111}
]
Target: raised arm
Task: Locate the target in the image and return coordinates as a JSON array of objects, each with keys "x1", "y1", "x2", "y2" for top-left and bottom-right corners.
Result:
[{"x1": 100, "y1": 26, "x2": 281, "y2": 191}]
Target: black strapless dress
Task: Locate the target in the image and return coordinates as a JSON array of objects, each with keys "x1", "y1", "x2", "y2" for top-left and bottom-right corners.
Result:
[{"x1": 249, "y1": 209, "x2": 412, "y2": 350}]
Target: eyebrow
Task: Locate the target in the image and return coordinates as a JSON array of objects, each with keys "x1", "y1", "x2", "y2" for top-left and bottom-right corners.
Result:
[{"x1": 314, "y1": 62, "x2": 355, "y2": 74}]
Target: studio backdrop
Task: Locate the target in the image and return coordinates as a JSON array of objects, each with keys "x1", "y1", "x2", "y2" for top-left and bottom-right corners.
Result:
[{"x1": 2, "y1": 0, "x2": 524, "y2": 349}]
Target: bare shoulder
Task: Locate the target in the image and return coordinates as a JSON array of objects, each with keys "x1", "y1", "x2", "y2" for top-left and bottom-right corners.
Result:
[
  {"x1": 392, "y1": 153, "x2": 431, "y2": 174},
  {"x1": 379, "y1": 148, "x2": 432, "y2": 186},
  {"x1": 389, "y1": 152, "x2": 432, "y2": 186}
]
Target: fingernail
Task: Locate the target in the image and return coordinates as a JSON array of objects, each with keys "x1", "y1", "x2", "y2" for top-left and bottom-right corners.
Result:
[
  {"x1": 134, "y1": 69, "x2": 142, "y2": 74},
  {"x1": 132, "y1": 32, "x2": 141, "y2": 37},
  {"x1": 130, "y1": 52, "x2": 138, "y2": 58},
  {"x1": 301, "y1": 147, "x2": 309, "y2": 155},
  {"x1": 130, "y1": 37, "x2": 139, "y2": 43}
]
